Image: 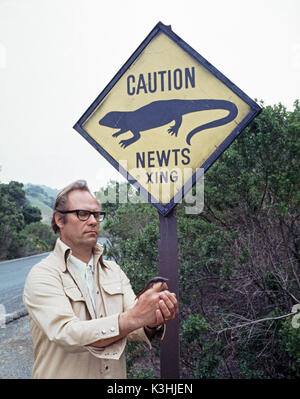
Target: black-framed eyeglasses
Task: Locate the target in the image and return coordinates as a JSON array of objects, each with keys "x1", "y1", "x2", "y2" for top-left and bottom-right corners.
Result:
[{"x1": 57, "y1": 209, "x2": 106, "y2": 222}]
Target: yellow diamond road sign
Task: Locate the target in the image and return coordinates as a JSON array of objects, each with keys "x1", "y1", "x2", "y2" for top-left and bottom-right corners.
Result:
[{"x1": 74, "y1": 22, "x2": 261, "y2": 215}]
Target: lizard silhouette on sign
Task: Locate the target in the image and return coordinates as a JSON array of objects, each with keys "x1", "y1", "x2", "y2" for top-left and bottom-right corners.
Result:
[{"x1": 99, "y1": 99, "x2": 238, "y2": 149}]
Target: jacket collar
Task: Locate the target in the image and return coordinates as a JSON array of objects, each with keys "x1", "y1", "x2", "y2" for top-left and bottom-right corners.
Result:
[{"x1": 53, "y1": 237, "x2": 107, "y2": 272}]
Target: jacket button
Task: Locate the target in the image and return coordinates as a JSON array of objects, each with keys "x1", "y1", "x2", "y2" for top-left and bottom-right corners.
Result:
[
  {"x1": 101, "y1": 329, "x2": 106, "y2": 335},
  {"x1": 110, "y1": 327, "x2": 115, "y2": 332}
]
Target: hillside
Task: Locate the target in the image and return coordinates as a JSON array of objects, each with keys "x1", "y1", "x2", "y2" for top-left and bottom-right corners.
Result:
[{"x1": 24, "y1": 184, "x2": 58, "y2": 224}]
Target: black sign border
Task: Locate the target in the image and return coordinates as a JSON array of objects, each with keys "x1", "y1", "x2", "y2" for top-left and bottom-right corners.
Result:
[{"x1": 73, "y1": 21, "x2": 261, "y2": 216}]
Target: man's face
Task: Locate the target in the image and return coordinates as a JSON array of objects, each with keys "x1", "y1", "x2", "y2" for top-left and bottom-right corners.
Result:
[{"x1": 57, "y1": 190, "x2": 101, "y2": 250}]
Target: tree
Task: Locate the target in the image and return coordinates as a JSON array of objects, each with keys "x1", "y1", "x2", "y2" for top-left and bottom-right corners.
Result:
[
  {"x1": 0, "y1": 181, "x2": 56, "y2": 260},
  {"x1": 22, "y1": 202, "x2": 42, "y2": 224},
  {"x1": 4, "y1": 181, "x2": 26, "y2": 207},
  {"x1": 0, "y1": 184, "x2": 25, "y2": 259},
  {"x1": 100, "y1": 100, "x2": 300, "y2": 378},
  {"x1": 177, "y1": 100, "x2": 300, "y2": 378}
]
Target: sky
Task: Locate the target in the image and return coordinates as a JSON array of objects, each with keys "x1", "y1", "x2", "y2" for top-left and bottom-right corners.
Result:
[{"x1": 0, "y1": 0, "x2": 299, "y2": 192}]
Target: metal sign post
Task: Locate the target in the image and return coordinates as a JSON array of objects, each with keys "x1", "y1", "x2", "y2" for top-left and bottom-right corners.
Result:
[{"x1": 158, "y1": 207, "x2": 180, "y2": 379}]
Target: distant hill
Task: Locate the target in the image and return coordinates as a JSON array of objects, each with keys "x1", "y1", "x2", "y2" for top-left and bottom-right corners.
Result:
[
  {"x1": 39, "y1": 185, "x2": 59, "y2": 201},
  {"x1": 24, "y1": 184, "x2": 58, "y2": 224}
]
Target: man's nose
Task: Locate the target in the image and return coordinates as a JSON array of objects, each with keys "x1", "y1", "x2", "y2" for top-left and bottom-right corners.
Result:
[{"x1": 87, "y1": 214, "x2": 98, "y2": 225}]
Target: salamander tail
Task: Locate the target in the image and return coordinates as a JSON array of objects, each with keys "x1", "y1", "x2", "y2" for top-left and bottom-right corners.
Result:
[{"x1": 186, "y1": 101, "x2": 238, "y2": 145}]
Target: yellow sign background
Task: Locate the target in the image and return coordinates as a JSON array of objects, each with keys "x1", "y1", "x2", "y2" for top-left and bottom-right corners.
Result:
[{"x1": 83, "y1": 32, "x2": 250, "y2": 204}]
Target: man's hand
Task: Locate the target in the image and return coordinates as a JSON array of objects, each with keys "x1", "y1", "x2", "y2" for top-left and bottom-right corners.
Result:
[
  {"x1": 90, "y1": 282, "x2": 178, "y2": 348},
  {"x1": 120, "y1": 281, "x2": 178, "y2": 332},
  {"x1": 146, "y1": 282, "x2": 178, "y2": 328}
]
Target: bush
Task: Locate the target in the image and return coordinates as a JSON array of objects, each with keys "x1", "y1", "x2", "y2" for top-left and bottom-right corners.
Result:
[
  {"x1": 100, "y1": 100, "x2": 300, "y2": 378},
  {"x1": 0, "y1": 181, "x2": 56, "y2": 260}
]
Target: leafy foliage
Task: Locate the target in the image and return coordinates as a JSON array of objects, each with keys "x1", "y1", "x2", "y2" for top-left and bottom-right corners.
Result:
[
  {"x1": 24, "y1": 183, "x2": 57, "y2": 208},
  {"x1": 24, "y1": 183, "x2": 58, "y2": 224},
  {"x1": 100, "y1": 100, "x2": 300, "y2": 378},
  {"x1": 0, "y1": 181, "x2": 56, "y2": 260},
  {"x1": 279, "y1": 318, "x2": 300, "y2": 376}
]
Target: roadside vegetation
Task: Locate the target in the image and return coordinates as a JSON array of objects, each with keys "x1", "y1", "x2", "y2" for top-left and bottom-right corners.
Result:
[
  {"x1": 0, "y1": 100, "x2": 298, "y2": 378},
  {"x1": 99, "y1": 100, "x2": 300, "y2": 378},
  {"x1": 0, "y1": 181, "x2": 56, "y2": 260}
]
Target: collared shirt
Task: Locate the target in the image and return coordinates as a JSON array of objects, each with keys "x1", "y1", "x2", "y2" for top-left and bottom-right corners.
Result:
[
  {"x1": 69, "y1": 254, "x2": 96, "y2": 311},
  {"x1": 23, "y1": 238, "x2": 163, "y2": 379}
]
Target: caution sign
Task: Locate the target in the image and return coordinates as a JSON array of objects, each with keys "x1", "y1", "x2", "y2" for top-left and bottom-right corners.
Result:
[{"x1": 74, "y1": 22, "x2": 261, "y2": 215}]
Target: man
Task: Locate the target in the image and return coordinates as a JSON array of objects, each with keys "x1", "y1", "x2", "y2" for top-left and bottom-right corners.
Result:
[{"x1": 23, "y1": 180, "x2": 178, "y2": 379}]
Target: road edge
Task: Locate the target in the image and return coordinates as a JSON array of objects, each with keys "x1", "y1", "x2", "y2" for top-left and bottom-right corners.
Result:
[
  {"x1": 3, "y1": 308, "x2": 28, "y2": 326},
  {"x1": 0, "y1": 252, "x2": 51, "y2": 266}
]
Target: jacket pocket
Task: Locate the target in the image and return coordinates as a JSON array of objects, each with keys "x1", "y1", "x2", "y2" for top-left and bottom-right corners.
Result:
[
  {"x1": 102, "y1": 284, "x2": 123, "y2": 295},
  {"x1": 101, "y1": 283, "x2": 124, "y2": 314},
  {"x1": 63, "y1": 286, "x2": 85, "y2": 302}
]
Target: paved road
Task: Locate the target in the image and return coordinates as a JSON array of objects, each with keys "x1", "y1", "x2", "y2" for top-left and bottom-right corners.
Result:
[
  {"x1": 0, "y1": 253, "x2": 48, "y2": 379},
  {"x1": 0, "y1": 253, "x2": 49, "y2": 318},
  {"x1": 0, "y1": 238, "x2": 110, "y2": 320},
  {"x1": 0, "y1": 238, "x2": 110, "y2": 378},
  {"x1": 0, "y1": 315, "x2": 33, "y2": 378}
]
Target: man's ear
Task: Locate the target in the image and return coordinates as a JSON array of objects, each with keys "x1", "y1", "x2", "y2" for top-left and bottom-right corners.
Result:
[{"x1": 54, "y1": 212, "x2": 65, "y2": 231}]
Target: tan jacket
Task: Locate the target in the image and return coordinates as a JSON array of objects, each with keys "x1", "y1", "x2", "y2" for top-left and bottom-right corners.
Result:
[{"x1": 23, "y1": 238, "x2": 158, "y2": 379}]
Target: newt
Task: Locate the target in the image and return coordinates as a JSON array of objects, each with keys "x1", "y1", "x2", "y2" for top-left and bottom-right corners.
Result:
[
  {"x1": 99, "y1": 99, "x2": 238, "y2": 148},
  {"x1": 135, "y1": 276, "x2": 169, "y2": 300}
]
